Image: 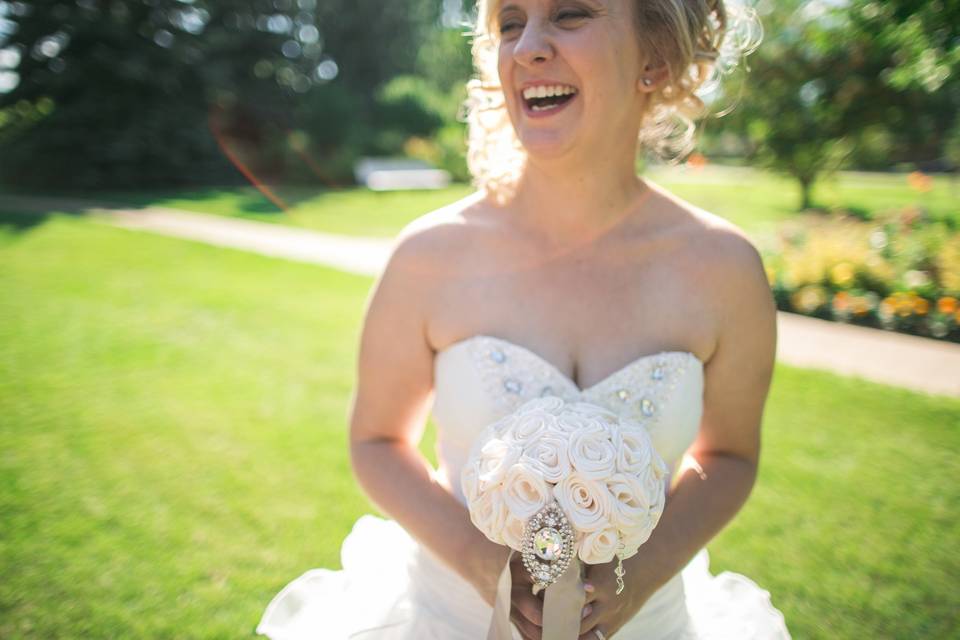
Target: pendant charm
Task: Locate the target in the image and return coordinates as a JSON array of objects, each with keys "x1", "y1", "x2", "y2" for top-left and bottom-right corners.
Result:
[
  {"x1": 615, "y1": 541, "x2": 626, "y2": 595},
  {"x1": 521, "y1": 500, "x2": 575, "y2": 595}
]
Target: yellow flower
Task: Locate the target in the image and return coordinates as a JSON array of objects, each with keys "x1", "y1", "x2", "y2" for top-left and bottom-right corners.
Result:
[
  {"x1": 829, "y1": 262, "x2": 855, "y2": 287},
  {"x1": 914, "y1": 298, "x2": 930, "y2": 315},
  {"x1": 764, "y1": 265, "x2": 776, "y2": 286},
  {"x1": 851, "y1": 296, "x2": 871, "y2": 315}
]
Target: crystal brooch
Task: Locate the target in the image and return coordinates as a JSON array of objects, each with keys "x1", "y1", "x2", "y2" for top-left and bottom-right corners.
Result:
[{"x1": 521, "y1": 500, "x2": 575, "y2": 594}]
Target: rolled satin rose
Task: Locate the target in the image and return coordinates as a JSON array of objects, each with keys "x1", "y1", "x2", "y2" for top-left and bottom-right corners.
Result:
[
  {"x1": 478, "y1": 438, "x2": 522, "y2": 489},
  {"x1": 469, "y1": 489, "x2": 510, "y2": 545},
  {"x1": 578, "y1": 525, "x2": 621, "y2": 564},
  {"x1": 508, "y1": 411, "x2": 554, "y2": 447},
  {"x1": 519, "y1": 430, "x2": 571, "y2": 484},
  {"x1": 553, "y1": 470, "x2": 614, "y2": 533},
  {"x1": 567, "y1": 421, "x2": 619, "y2": 480},
  {"x1": 501, "y1": 461, "x2": 551, "y2": 520}
]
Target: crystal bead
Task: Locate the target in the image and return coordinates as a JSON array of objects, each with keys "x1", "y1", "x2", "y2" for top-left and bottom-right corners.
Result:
[
  {"x1": 640, "y1": 397, "x2": 655, "y2": 416},
  {"x1": 540, "y1": 385, "x2": 554, "y2": 397},
  {"x1": 651, "y1": 365, "x2": 665, "y2": 380},
  {"x1": 616, "y1": 388, "x2": 629, "y2": 401},
  {"x1": 534, "y1": 527, "x2": 563, "y2": 562},
  {"x1": 503, "y1": 378, "x2": 522, "y2": 393},
  {"x1": 490, "y1": 348, "x2": 506, "y2": 363}
]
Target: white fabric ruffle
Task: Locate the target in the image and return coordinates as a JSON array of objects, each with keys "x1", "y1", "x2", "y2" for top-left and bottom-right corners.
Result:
[{"x1": 256, "y1": 514, "x2": 791, "y2": 640}]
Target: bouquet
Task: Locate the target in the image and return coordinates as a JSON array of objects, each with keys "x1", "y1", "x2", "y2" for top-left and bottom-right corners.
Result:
[{"x1": 461, "y1": 396, "x2": 668, "y2": 639}]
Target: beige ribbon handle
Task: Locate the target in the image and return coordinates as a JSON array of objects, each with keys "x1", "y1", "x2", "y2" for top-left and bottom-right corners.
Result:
[{"x1": 487, "y1": 551, "x2": 587, "y2": 640}]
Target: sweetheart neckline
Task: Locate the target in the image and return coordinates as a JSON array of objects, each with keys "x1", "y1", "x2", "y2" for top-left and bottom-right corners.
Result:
[{"x1": 436, "y1": 334, "x2": 703, "y2": 395}]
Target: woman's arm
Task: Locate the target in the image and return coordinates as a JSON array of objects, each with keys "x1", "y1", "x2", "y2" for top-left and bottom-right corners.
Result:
[
  {"x1": 619, "y1": 231, "x2": 779, "y2": 596},
  {"x1": 346, "y1": 226, "x2": 511, "y2": 606}
]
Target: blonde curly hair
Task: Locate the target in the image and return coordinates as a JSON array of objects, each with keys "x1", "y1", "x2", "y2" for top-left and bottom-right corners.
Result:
[{"x1": 460, "y1": 0, "x2": 763, "y2": 202}]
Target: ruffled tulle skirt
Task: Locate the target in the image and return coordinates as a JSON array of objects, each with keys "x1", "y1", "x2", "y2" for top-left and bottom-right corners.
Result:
[{"x1": 256, "y1": 515, "x2": 791, "y2": 640}]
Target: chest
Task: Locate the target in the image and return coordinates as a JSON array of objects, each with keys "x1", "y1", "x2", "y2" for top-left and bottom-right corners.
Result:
[{"x1": 426, "y1": 229, "x2": 717, "y2": 389}]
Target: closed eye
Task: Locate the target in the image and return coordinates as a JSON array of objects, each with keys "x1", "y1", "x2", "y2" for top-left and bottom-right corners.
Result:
[{"x1": 556, "y1": 10, "x2": 590, "y2": 22}]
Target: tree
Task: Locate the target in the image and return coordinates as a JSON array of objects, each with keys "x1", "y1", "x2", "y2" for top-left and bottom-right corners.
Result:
[
  {"x1": 712, "y1": 0, "x2": 960, "y2": 209},
  {"x1": 0, "y1": 0, "x2": 442, "y2": 190}
]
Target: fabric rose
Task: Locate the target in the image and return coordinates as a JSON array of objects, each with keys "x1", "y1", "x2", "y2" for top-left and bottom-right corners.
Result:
[
  {"x1": 616, "y1": 427, "x2": 655, "y2": 475},
  {"x1": 477, "y1": 438, "x2": 522, "y2": 489},
  {"x1": 469, "y1": 490, "x2": 510, "y2": 545},
  {"x1": 604, "y1": 472, "x2": 651, "y2": 529},
  {"x1": 501, "y1": 512, "x2": 527, "y2": 551},
  {"x1": 508, "y1": 411, "x2": 553, "y2": 447},
  {"x1": 553, "y1": 471, "x2": 613, "y2": 533},
  {"x1": 460, "y1": 459, "x2": 481, "y2": 504},
  {"x1": 519, "y1": 429, "x2": 570, "y2": 484},
  {"x1": 501, "y1": 461, "x2": 551, "y2": 520},
  {"x1": 567, "y1": 421, "x2": 619, "y2": 480},
  {"x1": 578, "y1": 525, "x2": 621, "y2": 564}
]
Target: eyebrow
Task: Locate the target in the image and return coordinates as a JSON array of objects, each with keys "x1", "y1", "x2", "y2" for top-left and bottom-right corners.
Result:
[{"x1": 498, "y1": 0, "x2": 604, "y2": 15}]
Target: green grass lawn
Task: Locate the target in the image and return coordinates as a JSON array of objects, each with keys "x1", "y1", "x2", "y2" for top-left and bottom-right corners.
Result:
[
  {"x1": 8, "y1": 165, "x2": 956, "y2": 239},
  {"x1": 1, "y1": 214, "x2": 958, "y2": 638}
]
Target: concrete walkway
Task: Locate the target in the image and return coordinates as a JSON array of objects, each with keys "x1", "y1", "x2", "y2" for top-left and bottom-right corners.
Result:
[{"x1": 4, "y1": 197, "x2": 958, "y2": 399}]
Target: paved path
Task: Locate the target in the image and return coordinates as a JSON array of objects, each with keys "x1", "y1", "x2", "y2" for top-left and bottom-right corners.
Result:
[{"x1": 4, "y1": 197, "x2": 958, "y2": 398}]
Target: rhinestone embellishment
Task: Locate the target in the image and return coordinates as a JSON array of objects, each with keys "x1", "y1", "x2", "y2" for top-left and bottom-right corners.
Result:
[
  {"x1": 522, "y1": 500, "x2": 575, "y2": 594},
  {"x1": 640, "y1": 397, "x2": 656, "y2": 416},
  {"x1": 465, "y1": 336, "x2": 697, "y2": 420}
]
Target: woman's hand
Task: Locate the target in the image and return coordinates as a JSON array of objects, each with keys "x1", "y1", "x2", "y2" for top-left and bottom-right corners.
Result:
[
  {"x1": 508, "y1": 551, "x2": 545, "y2": 640},
  {"x1": 577, "y1": 557, "x2": 662, "y2": 640}
]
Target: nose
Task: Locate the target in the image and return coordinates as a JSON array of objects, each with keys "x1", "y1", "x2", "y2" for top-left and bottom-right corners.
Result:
[{"x1": 512, "y1": 21, "x2": 554, "y2": 67}]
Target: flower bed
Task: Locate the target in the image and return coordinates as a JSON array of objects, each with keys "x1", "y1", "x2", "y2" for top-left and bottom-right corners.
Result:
[{"x1": 760, "y1": 206, "x2": 960, "y2": 342}]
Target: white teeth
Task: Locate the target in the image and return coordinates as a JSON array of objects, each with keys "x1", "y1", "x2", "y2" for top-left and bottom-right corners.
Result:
[
  {"x1": 531, "y1": 102, "x2": 561, "y2": 112},
  {"x1": 522, "y1": 84, "x2": 577, "y2": 100}
]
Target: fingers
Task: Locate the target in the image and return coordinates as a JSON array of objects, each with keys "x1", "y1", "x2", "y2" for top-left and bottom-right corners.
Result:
[
  {"x1": 511, "y1": 583, "x2": 544, "y2": 627},
  {"x1": 583, "y1": 581, "x2": 598, "y2": 604},
  {"x1": 579, "y1": 602, "x2": 602, "y2": 637},
  {"x1": 510, "y1": 608, "x2": 542, "y2": 640}
]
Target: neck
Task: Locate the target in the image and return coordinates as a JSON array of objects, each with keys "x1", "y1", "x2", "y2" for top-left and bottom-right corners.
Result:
[{"x1": 509, "y1": 145, "x2": 649, "y2": 250}]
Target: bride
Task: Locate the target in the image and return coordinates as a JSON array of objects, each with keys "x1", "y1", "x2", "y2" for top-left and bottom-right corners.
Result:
[{"x1": 258, "y1": 0, "x2": 791, "y2": 638}]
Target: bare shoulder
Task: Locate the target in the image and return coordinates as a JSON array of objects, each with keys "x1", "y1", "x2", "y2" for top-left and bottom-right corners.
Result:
[
  {"x1": 653, "y1": 191, "x2": 777, "y2": 371},
  {"x1": 387, "y1": 190, "x2": 490, "y2": 270}
]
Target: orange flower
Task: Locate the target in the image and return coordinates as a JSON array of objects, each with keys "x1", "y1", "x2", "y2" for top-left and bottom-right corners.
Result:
[
  {"x1": 832, "y1": 291, "x2": 851, "y2": 311},
  {"x1": 937, "y1": 296, "x2": 958, "y2": 314},
  {"x1": 913, "y1": 298, "x2": 930, "y2": 315},
  {"x1": 686, "y1": 152, "x2": 708, "y2": 170},
  {"x1": 907, "y1": 171, "x2": 932, "y2": 193}
]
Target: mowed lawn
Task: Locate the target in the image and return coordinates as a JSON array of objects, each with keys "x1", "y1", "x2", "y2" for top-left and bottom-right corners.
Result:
[
  {"x1": 1, "y1": 213, "x2": 958, "y2": 638},
  {"x1": 15, "y1": 165, "x2": 958, "y2": 238}
]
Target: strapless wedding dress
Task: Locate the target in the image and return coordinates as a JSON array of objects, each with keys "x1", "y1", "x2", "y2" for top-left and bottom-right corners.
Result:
[{"x1": 257, "y1": 335, "x2": 791, "y2": 639}]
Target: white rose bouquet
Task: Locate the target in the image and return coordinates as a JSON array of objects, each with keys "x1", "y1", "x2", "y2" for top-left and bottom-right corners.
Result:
[{"x1": 461, "y1": 396, "x2": 668, "y2": 639}]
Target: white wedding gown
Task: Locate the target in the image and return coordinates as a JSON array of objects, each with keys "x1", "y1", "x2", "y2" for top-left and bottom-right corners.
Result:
[{"x1": 257, "y1": 334, "x2": 791, "y2": 639}]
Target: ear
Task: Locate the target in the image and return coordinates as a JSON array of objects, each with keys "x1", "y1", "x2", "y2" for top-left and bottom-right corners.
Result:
[{"x1": 637, "y1": 61, "x2": 669, "y2": 92}]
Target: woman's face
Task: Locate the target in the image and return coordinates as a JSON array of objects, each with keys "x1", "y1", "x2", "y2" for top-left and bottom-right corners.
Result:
[{"x1": 494, "y1": 0, "x2": 650, "y2": 161}]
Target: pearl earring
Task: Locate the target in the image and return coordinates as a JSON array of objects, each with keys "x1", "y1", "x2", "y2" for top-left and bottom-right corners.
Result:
[{"x1": 642, "y1": 78, "x2": 653, "y2": 86}]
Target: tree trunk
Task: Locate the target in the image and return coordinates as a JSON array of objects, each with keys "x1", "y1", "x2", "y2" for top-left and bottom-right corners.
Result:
[{"x1": 798, "y1": 176, "x2": 814, "y2": 210}]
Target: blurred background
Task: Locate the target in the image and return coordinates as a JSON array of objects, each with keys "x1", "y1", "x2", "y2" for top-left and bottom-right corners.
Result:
[{"x1": 0, "y1": 1, "x2": 958, "y2": 638}]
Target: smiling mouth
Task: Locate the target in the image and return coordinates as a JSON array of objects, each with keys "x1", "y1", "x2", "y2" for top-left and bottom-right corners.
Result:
[{"x1": 526, "y1": 93, "x2": 576, "y2": 112}]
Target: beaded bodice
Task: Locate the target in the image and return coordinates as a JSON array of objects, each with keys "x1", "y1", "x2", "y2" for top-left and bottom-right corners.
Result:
[{"x1": 431, "y1": 335, "x2": 705, "y2": 504}]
